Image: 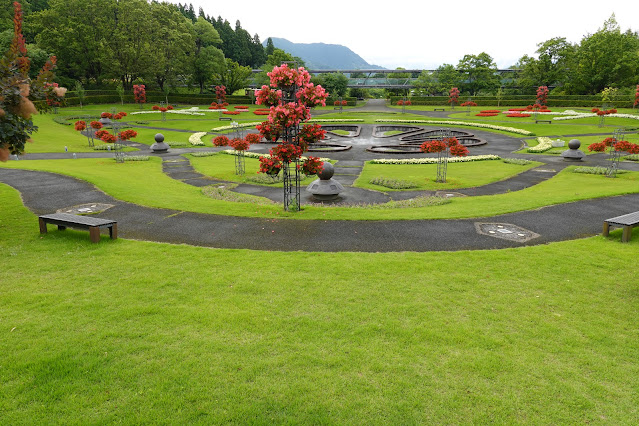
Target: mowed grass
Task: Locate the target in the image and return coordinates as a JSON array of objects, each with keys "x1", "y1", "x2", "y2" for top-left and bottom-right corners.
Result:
[
  {"x1": 3, "y1": 157, "x2": 639, "y2": 220},
  {"x1": 1, "y1": 182, "x2": 639, "y2": 423},
  {"x1": 356, "y1": 160, "x2": 542, "y2": 191}
]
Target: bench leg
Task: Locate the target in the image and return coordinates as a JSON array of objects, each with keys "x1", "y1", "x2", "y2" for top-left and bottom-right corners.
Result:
[
  {"x1": 109, "y1": 223, "x2": 118, "y2": 240},
  {"x1": 602, "y1": 222, "x2": 610, "y2": 237},
  {"x1": 622, "y1": 226, "x2": 632, "y2": 243},
  {"x1": 57, "y1": 225, "x2": 66, "y2": 231},
  {"x1": 89, "y1": 226, "x2": 100, "y2": 243},
  {"x1": 39, "y1": 217, "x2": 48, "y2": 234}
]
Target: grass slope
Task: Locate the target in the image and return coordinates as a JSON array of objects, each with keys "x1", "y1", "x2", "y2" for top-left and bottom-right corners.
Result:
[{"x1": 1, "y1": 182, "x2": 638, "y2": 423}]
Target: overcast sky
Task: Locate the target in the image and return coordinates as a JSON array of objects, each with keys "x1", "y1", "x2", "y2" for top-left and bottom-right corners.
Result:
[{"x1": 166, "y1": 0, "x2": 639, "y2": 69}]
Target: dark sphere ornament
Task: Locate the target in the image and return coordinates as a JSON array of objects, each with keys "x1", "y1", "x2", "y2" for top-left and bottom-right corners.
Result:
[
  {"x1": 318, "y1": 162, "x2": 334, "y2": 180},
  {"x1": 568, "y1": 139, "x2": 581, "y2": 150},
  {"x1": 155, "y1": 133, "x2": 165, "y2": 143}
]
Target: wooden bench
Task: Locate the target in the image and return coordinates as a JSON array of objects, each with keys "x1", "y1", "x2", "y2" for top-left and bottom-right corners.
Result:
[
  {"x1": 603, "y1": 211, "x2": 639, "y2": 242},
  {"x1": 535, "y1": 120, "x2": 552, "y2": 124},
  {"x1": 39, "y1": 213, "x2": 117, "y2": 243},
  {"x1": 434, "y1": 108, "x2": 446, "y2": 111},
  {"x1": 218, "y1": 117, "x2": 231, "y2": 121}
]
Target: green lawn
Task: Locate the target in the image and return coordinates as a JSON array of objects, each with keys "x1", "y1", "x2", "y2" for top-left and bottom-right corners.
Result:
[
  {"x1": 2, "y1": 182, "x2": 638, "y2": 423},
  {"x1": 356, "y1": 160, "x2": 542, "y2": 191}
]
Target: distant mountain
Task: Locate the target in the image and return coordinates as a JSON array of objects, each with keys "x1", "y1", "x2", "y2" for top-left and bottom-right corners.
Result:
[{"x1": 265, "y1": 37, "x2": 385, "y2": 70}]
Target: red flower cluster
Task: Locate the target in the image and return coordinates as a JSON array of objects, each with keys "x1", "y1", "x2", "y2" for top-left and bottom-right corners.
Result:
[
  {"x1": 245, "y1": 133, "x2": 262, "y2": 144},
  {"x1": 461, "y1": 101, "x2": 477, "y2": 107},
  {"x1": 257, "y1": 121, "x2": 281, "y2": 142},
  {"x1": 229, "y1": 137, "x2": 250, "y2": 151},
  {"x1": 536, "y1": 86, "x2": 549, "y2": 106},
  {"x1": 253, "y1": 108, "x2": 270, "y2": 115},
  {"x1": 635, "y1": 85, "x2": 639, "y2": 107},
  {"x1": 334, "y1": 100, "x2": 348, "y2": 106},
  {"x1": 300, "y1": 156, "x2": 323, "y2": 175},
  {"x1": 396, "y1": 100, "x2": 412, "y2": 106},
  {"x1": 74, "y1": 120, "x2": 86, "y2": 131},
  {"x1": 448, "y1": 87, "x2": 460, "y2": 105},
  {"x1": 167, "y1": 105, "x2": 174, "y2": 110},
  {"x1": 234, "y1": 105, "x2": 249, "y2": 110},
  {"x1": 587, "y1": 142, "x2": 606, "y2": 152},
  {"x1": 101, "y1": 133, "x2": 116, "y2": 143},
  {"x1": 44, "y1": 82, "x2": 63, "y2": 107},
  {"x1": 420, "y1": 137, "x2": 468, "y2": 157},
  {"x1": 594, "y1": 108, "x2": 617, "y2": 115},
  {"x1": 614, "y1": 140, "x2": 639, "y2": 154},
  {"x1": 101, "y1": 112, "x2": 112, "y2": 119},
  {"x1": 507, "y1": 113, "x2": 531, "y2": 118},
  {"x1": 223, "y1": 111, "x2": 241, "y2": 115},
  {"x1": 271, "y1": 143, "x2": 302, "y2": 163},
  {"x1": 212, "y1": 135, "x2": 229, "y2": 147},
  {"x1": 152, "y1": 105, "x2": 160, "y2": 111},
  {"x1": 118, "y1": 129, "x2": 137, "y2": 141},
  {"x1": 255, "y1": 85, "x2": 282, "y2": 107},
  {"x1": 296, "y1": 123, "x2": 325, "y2": 150},
  {"x1": 95, "y1": 129, "x2": 110, "y2": 139},
  {"x1": 209, "y1": 102, "x2": 228, "y2": 109},
  {"x1": 480, "y1": 110, "x2": 500, "y2": 113},
  {"x1": 258, "y1": 155, "x2": 282, "y2": 175},
  {"x1": 509, "y1": 108, "x2": 528, "y2": 112},
  {"x1": 296, "y1": 83, "x2": 328, "y2": 108},
  {"x1": 267, "y1": 64, "x2": 311, "y2": 89},
  {"x1": 90, "y1": 121, "x2": 102, "y2": 129},
  {"x1": 589, "y1": 138, "x2": 639, "y2": 154},
  {"x1": 113, "y1": 111, "x2": 127, "y2": 120},
  {"x1": 133, "y1": 84, "x2": 146, "y2": 104},
  {"x1": 476, "y1": 113, "x2": 498, "y2": 117}
]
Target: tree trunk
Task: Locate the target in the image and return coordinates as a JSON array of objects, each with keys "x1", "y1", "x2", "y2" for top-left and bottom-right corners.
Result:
[{"x1": 0, "y1": 146, "x2": 10, "y2": 162}]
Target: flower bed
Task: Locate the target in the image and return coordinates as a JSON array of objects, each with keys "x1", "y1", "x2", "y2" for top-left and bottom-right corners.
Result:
[
  {"x1": 370, "y1": 155, "x2": 501, "y2": 165},
  {"x1": 212, "y1": 122, "x2": 261, "y2": 132},
  {"x1": 507, "y1": 113, "x2": 531, "y2": 118},
  {"x1": 189, "y1": 132, "x2": 207, "y2": 146},
  {"x1": 253, "y1": 109, "x2": 270, "y2": 116},
  {"x1": 223, "y1": 111, "x2": 241, "y2": 115},
  {"x1": 527, "y1": 137, "x2": 553, "y2": 153},
  {"x1": 480, "y1": 110, "x2": 500, "y2": 113},
  {"x1": 476, "y1": 113, "x2": 498, "y2": 117}
]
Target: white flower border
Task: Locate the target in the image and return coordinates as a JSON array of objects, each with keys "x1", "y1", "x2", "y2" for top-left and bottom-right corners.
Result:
[
  {"x1": 527, "y1": 137, "x2": 553, "y2": 153},
  {"x1": 211, "y1": 122, "x2": 262, "y2": 132},
  {"x1": 189, "y1": 132, "x2": 207, "y2": 146},
  {"x1": 370, "y1": 155, "x2": 501, "y2": 165},
  {"x1": 375, "y1": 119, "x2": 534, "y2": 136}
]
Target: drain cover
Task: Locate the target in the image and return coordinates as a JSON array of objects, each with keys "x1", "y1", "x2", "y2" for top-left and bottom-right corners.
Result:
[
  {"x1": 474, "y1": 223, "x2": 540, "y2": 243},
  {"x1": 57, "y1": 203, "x2": 115, "y2": 215},
  {"x1": 435, "y1": 191, "x2": 467, "y2": 198}
]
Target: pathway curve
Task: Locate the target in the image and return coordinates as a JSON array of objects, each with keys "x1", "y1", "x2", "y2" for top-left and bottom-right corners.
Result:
[{"x1": 2, "y1": 167, "x2": 638, "y2": 252}]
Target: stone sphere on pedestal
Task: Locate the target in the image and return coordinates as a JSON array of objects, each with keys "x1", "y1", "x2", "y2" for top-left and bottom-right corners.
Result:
[
  {"x1": 561, "y1": 138, "x2": 585, "y2": 162},
  {"x1": 150, "y1": 133, "x2": 170, "y2": 153},
  {"x1": 306, "y1": 161, "x2": 344, "y2": 201}
]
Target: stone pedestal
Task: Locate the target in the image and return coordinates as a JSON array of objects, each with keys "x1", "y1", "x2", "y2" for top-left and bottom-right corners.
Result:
[
  {"x1": 306, "y1": 162, "x2": 344, "y2": 201},
  {"x1": 561, "y1": 139, "x2": 585, "y2": 161},
  {"x1": 150, "y1": 133, "x2": 170, "y2": 153}
]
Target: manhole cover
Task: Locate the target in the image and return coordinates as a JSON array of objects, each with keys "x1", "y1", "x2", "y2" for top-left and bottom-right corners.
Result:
[
  {"x1": 534, "y1": 169, "x2": 556, "y2": 173},
  {"x1": 474, "y1": 223, "x2": 540, "y2": 243},
  {"x1": 57, "y1": 203, "x2": 115, "y2": 215}
]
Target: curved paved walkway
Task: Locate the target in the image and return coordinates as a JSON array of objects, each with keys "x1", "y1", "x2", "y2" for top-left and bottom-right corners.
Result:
[
  {"x1": 2, "y1": 167, "x2": 638, "y2": 252},
  {"x1": 3, "y1": 101, "x2": 639, "y2": 252}
]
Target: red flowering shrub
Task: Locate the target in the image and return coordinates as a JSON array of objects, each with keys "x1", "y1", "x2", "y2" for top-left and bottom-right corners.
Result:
[
  {"x1": 596, "y1": 110, "x2": 606, "y2": 116},
  {"x1": 480, "y1": 110, "x2": 500, "y2": 113},
  {"x1": 229, "y1": 137, "x2": 250, "y2": 151},
  {"x1": 449, "y1": 144, "x2": 469, "y2": 156},
  {"x1": 234, "y1": 105, "x2": 249, "y2": 109},
  {"x1": 509, "y1": 108, "x2": 528, "y2": 111},
  {"x1": 591, "y1": 108, "x2": 600, "y2": 113},
  {"x1": 118, "y1": 129, "x2": 138, "y2": 141},
  {"x1": 215, "y1": 85, "x2": 226, "y2": 104},
  {"x1": 507, "y1": 113, "x2": 531, "y2": 118},
  {"x1": 420, "y1": 140, "x2": 447, "y2": 153},
  {"x1": 420, "y1": 137, "x2": 468, "y2": 157},
  {"x1": 133, "y1": 84, "x2": 146, "y2": 104},
  {"x1": 461, "y1": 101, "x2": 477, "y2": 107},
  {"x1": 296, "y1": 84, "x2": 328, "y2": 108},
  {"x1": 74, "y1": 120, "x2": 86, "y2": 131},
  {"x1": 223, "y1": 111, "x2": 241, "y2": 115},
  {"x1": 536, "y1": 86, "x2": 549, "y2": 106},
  {"x1": 245, "y1": 133, "x2": 262, "y2": 144},
  {"x1": 256, "y1": 85, "x2": 282, "y2": 107},
  {"x1": 476, "y1": 113, "x2": 498, "y2": 117},
  {"x1": 101, "y1": 112, "x2": 112, "y2": 119},
  {"x1": 167, "y1": 105, "x2": 174, "y2": 110},
  {"x1": 94, "y1": 129, "x2": 109, "y2": 139},
  {"x1": 448, "y1": 87, "x2": 460, "y2": 105},
  {"x1": 300, "y1": 156, "x2": 323, "y2": 175},
  {"x1": 602, "y1": 137, "x2": 617, "y2": 146},
  {"x1": 90, "y1": 121, "x2": 102, "y2": 129},
  {"x1": 101, "y1": 133, "x2": 116, "y2": 143},
  {"x1": 609, "y1": 108, "x2": 617, "y2": 114},
  {"x1": 272, "y1": 143, "x2": 302, "y2": 162},
  {"x1": 258, "y1": 155, "x2": 282, "y2": 175},
  {"x1": 587, "y1": 142, "x2": 607, "y2": 152},
  {"x1": 253, "y1": 109, "x2": 270, "y2": 115},
  {"x1": 334, "y1": 100, "x2": 342, "y2": 106},
  {"x1": 113, "y1": 112, "x2": 126, "y2": 120},
  {"x1": 159, "y1": 107, "x2": 168, "y2": 112},
  {"x1": 212, "y1": 135, "x2": 229, "y2": 147},
  {"x1": 152, "y1": 105, "x2": 160, "y2": 111}
]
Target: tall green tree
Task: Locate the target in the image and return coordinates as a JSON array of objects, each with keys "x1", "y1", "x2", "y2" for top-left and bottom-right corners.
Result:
[
  {"x1": 456, "y1": 52, "x2": 499, "y2": 95},
  {"x1": 265, "y1": 37, "x2": 275, "y2": 56},
  {"x1": 191, "y1": 16, "x2": 224, "y2": 93},
  {"x1": 433, "y1": 64, "x2": 461, "y2": 94},
  {"x1": 568, "y1": 15, "x2": 639, "y2": 94},
  {"x1": 211, "y1": 58, "x2": 251, "y2": 94},
  {"x1": 414, "y1": 71, "x2": 437, "y2": 95}
]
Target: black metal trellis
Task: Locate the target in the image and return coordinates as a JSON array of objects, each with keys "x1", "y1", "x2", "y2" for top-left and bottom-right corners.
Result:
[
  {"x1": 111, "y1": 120, "x2": 124, "y2": 163},
  {"x1": 280, "y1": 61, "x2": 302, "y2": 212},
  {"x1": 435, "y1": 129, "x2": 452, "y2": 183},
  {"x1": 606, "y1": 129, "x2": 623, "y2": 178}
]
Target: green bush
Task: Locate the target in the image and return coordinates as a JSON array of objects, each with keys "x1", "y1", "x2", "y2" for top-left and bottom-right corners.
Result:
[
  {"x1": 502, "y1": 158, "x2": 534, "y2": 165},
  {"x1": 369, "y1": 176, "x2": 419, "y2": 189},
  {"x1": 573, "y1": 166, "x2": 628, "y2": 175}
]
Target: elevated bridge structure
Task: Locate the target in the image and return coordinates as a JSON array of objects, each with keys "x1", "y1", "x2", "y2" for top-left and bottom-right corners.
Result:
[{"x1": 250, "y1": 69, "x2": 520, "y2": 89}]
